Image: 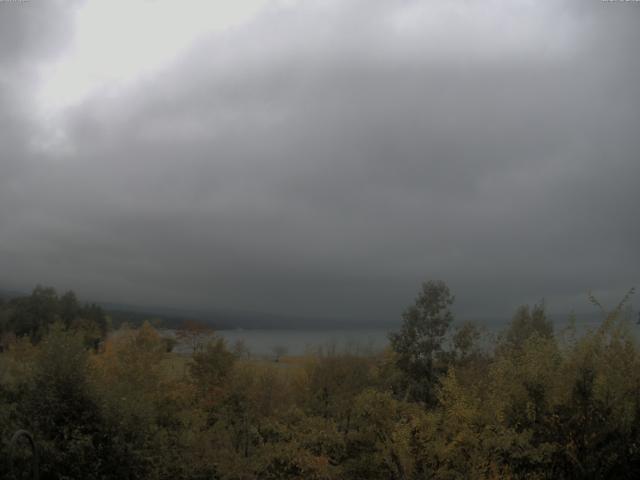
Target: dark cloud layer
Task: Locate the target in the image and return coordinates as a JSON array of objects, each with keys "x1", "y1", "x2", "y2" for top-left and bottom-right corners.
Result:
[{"x1": 1, "y1": 0, "x2": 638, "y2": 322}]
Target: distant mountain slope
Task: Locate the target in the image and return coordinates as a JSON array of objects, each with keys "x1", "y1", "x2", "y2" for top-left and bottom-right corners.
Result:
[
  {"x1": 100, "y1": 301, "x2": 398, "y2": 330},
  {"x1": 2, "y1": 286, "x2": 628, "y2": 331},
  {"x1": 1, "y1": 286, "x2": 392, "y2": 330}
]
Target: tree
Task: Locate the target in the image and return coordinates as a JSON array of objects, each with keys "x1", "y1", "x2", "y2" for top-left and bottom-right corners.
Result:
[
  {"x1": 190, "y1": 337, "x2": 237, "y2": 395},
  {"x1": 176, "y1": 319, "x2": 213, "y2": 354},
  {"x1": 59, "y1": 290, "x2": 80, "y2": 328},
  {"x1": 451, "y1": 320, "x2": 483, "y2": 365},
  {"x1": 89, "y1": 321, "x2": 182, "y2": 479},
  {"x1": 501, "y1": 302, "x2": 553, "y2": 352},
  {"x1": 77, "y1": 302, "x2": 109, "y2": 340},
  {"x1": 305, "y1": 353, "x2": 373, "y2": 427},
  {"x1": 233, "y1": 338, "x2": 250, "y2": 359},
  {"x1": 21, "y1": 323, "x2": 104, "y2": 479},
  {"x1": 9, "y1": 286, "x2": 60, "y2": 342},
  {"x1": 1, "y1": 287, "x2": 109, "y2": 346},
  {"x1": 342, "y1": 389, "x2": 413, "y2": 480},
  {"x1": 389, "y1": 280, "x2": 454, "y2": 405},
  {"x1": 272, "y1": 345, "x2": 288, "y2": 362}
]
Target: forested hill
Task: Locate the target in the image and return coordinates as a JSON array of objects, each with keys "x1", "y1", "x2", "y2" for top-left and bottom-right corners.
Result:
[
  {"x1": 0, "y1": 288, "x2": 296, "y2": 330},
  {"x1": 100, "y1": 303, "x2": 366, "y2": 330},
  {"x1": 0, "y1": 287, "x2": 399, "y2": 330},
  {"x1": 0, "y1": 286, "x2": 612, "y2": 333}
]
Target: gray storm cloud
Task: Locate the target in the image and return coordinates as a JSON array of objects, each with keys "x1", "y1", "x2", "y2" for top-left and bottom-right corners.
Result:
[{"x1": 0, "y1": 0, "x2": 638, "y2": 322}]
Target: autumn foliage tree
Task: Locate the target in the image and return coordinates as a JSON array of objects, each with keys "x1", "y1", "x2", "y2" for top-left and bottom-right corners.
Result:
[
  {"x1": 1, "y1": 283, "x2": 640, "y2": 479},
  {"x1": 176, "y1": 319, "x2": 214, "y2": 354},
  {"x1": 389, "y1": 280, "x2": 455, "y2": 405}
]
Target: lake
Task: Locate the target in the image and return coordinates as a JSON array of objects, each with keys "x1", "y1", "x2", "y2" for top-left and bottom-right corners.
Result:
[
  {"x1": 164, "y1": 328, "x2": 392, "y2": 357},
  {"x1": 162, "y1": 312, "x2": 622, "y2": 357}
]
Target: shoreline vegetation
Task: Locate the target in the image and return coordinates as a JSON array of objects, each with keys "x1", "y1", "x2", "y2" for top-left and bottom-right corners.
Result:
[{"x1": 1, "y1": 281, "x2": 639, "y2": 479}]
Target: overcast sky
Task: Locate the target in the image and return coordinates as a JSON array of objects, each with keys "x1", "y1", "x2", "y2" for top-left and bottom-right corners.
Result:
[{"x1": 0, "y1": 0, "x2": 638, "y2": 322}]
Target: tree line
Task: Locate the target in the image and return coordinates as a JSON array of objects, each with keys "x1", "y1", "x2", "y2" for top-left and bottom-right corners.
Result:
[
  {"x1": 0, "y1": 286, "x2": 108, "y2": 348},
  {"x1": 0, "y1": 281, "x2": 638, "y2": 479}
]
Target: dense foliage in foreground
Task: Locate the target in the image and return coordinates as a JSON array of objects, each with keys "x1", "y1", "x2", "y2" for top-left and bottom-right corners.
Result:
[{"x1": 0, "y1": 283, "x2": 639, "y2": 479}]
